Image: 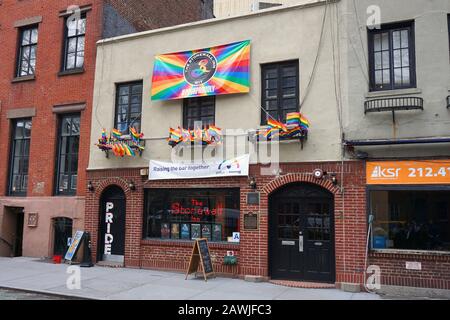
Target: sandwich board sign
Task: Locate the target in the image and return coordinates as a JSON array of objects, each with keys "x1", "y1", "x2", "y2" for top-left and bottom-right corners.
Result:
[
  {"x1": 64, "y1": 230, "x2": 84, "y2": 261},
  {"x1": 185, "y1": 238, "x2": 215, "y2": 282}
]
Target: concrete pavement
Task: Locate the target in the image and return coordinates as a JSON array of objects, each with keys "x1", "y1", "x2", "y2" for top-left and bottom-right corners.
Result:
[{"x1": 0, "y1": 257, "x2": 382, "y2": 300}]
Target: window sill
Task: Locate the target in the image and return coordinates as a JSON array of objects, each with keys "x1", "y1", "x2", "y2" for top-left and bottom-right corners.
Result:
[
  {"x1": 141, "y1": 238, "x2": 240, "y2": 249},
  {"x1": 371, "y1": 248, "x2": 450, "y2": 257},
  {"x1": 58, "y1": 68, "x2": 85, "y2": 77},
  {"x1": 11, "y1": 75, "x2": 36, "y2": 83},
  {"x1": 366, "y1": 88, "x2": 422, "y2": 99}
]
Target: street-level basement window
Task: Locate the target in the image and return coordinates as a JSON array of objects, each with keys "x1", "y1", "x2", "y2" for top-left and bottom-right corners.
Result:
[
  {"x1": 369, "y1": 189, "x2": 450, "y2": 251},
  {"x1": 143, "y1": 188, "x2": 240, "y2": 243}
]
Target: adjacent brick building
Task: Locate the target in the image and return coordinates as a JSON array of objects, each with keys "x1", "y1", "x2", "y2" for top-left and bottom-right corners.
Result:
[{"x1": 0, "y1": 0, "x2": 213, "y2": 258}]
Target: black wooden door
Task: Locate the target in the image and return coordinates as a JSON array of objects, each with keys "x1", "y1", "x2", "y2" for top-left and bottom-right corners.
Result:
[
  {"x1": 53, "y1": 218, "x2": 73, "y2": 256},
  {"x1": 98, "y1": 186, "x2": 126, "y2": 261},
  {"x1": 269, "y1": 183, "x2": 335, "y2": 283}
]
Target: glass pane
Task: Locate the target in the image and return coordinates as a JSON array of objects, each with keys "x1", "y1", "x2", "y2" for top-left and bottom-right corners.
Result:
[
  {"x1": 30, "y1": 28, "x2": 38, "y2": 44},
  {"x1": 77, "y1": 36, "x2": 85, "y2": 52},
  {"x1": 67, "y1": 38, "x2": 77, "y2": 54},
  {"x1": 282, "y1": 76, "x2": 296, "y2": 88},
  {"x1": 373, "y1": 34, "x2": 381, "y2": 51},
  {"x1": 265, "y1": 89, "x2": 277, "y2": 99},
  {"x1": 77, "y1": 18, "x2": 86, "y2": 35},
  {"x1": 70, "y1": 156, "x2": 78, "y2": 172},
  {"x1": 22, "y1": 175, "x2": 28, "y2": 191},
  {"x1": 264, "y1": 68, "x2": 277, "y2": 79},
  {"x1": 15, "y1": 122, "x2": 24, "y2": 138},
  {"x1": 402, "y1": 68, "x2": 410, "y2": 85},
  {"x1": 383, "y1": 69, "x2": 390, "y2": 85},
  {"x1": 376, "y1": 70, "x2": 383, "y2": 85},
  {"x1": 119, "y1": 86, "x2": 129, "y2": 96},
  {"x1": 132, "y1": 84, "x2": 142, "y2": 94},
  {"x1": 394, "y1": 68, "x2": 402, "y2": 85},
  {"x1": 14, "y1": 141, "x2": 23, "y2": 156},
  {"x1": 30, "y1": 46, "x2": 37, "y2": 60},
  {"x1": 62, "y1": 117, "x2": 71, "y2": 135},
  {"x1": 71, "y1": 117, "x2": 80, "y2": 135},
  {"x1": 282, "y1": 66, "x2": 296, "y2": 77},
  {"x1": 119, "y1": 96, "x2": 129, "y2": 105},
  {"x1": 393, "y1": 31, "x2": 401, "y2": 49},
  {"x1": 401, "y1": 49, "x2": 409, "y2": 67},
  {"x1": 71, "y1": 137, "x2": 80, "y2": 154},
  {"x1": 67, "y1": 19, "x2": 77, "y2": 37},
  {"x1": 13, "y1": 158, "x2": 20, "y2": 174},
  {"x1": 59, "y1": 155, "x2": 67, "y2": 173},
  {"x1": 381, "y1": 32, "x2": 389, "y2": 50},
  {"x1": 117, "y1": 122, "x2": 127, "y2": 132},
  {"x1": 374, "y1": 52, "x2": 382, "y2": 69},
  {"x1": 66, "y1": 53, "x2": 75, "y2": 69},
  {"x1": 22, "y1": 30, "x2": 31, "y2": 45},
  {"x1": 393, "y1": 50, "x2": 401, "y2": 68},
  {"x1": 20, "y1": 60, "x2": 29, "y2": 76},
  {"x1": 265, "y1": 99, "x2": 278, "y2": 111},
  {"x1": 131, "y1": 95, "x2": 141, "y2": 104},
  {"x1": 401, "y1": 30, "x2": 409, "y2": 48},
  {"x1": 382, "y1": 51, "x2": 390, "y2": 69},
  {"x1": 76, "y1": 53, "x2": 84, "y2": 69},
  {"x1": 23, "y1": 120, "x2": 31, "y2": 138},
  {"x1": 265, "y1": 79, "x2": 277, "y2": 89},
  {"x1": 71, "y1": 175, "x2": 77, "y2": 190},
  {"x1": 282, "y1": 98, "x2": 297, "y2": 109},
  {"x1": 59, "y1": 174, "x2": 69, "y2": 191}
]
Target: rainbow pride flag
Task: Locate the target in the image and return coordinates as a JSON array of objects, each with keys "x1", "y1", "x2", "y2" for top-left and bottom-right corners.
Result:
[
  {"x1": 112, "y1": 129, "x2": 122, "y2": 140},
  {"x1": 151, "y1": 40, "x2": 251, "y2": 101}
]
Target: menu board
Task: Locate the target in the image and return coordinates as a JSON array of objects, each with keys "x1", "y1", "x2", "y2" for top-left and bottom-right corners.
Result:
[{"x1": 185, "y1": 238, "x2": 215, "y2": 281}]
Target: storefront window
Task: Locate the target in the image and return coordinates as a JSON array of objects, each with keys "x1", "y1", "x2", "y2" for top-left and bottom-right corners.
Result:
[
  {"x1": 369, "y1": 189, "x2": 450, "y2": 251},
  {"x1": 143, "y1": 188, "x2": 240, "y2": 242}
]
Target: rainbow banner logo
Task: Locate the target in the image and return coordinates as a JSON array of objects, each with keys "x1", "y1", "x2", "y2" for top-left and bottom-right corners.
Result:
[{"x1": 151, "y1": 40, "x2": 250, "y2": 101}]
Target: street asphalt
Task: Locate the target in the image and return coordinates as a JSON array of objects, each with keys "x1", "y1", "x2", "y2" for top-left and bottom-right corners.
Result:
[{"x1": 0, "y1": 257, "x2": 385, "y2": 300}]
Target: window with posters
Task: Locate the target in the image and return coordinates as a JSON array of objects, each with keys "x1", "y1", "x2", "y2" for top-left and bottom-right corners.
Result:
[{"x1": 143, "y1": 189, "x2": 240, "y2": 242}]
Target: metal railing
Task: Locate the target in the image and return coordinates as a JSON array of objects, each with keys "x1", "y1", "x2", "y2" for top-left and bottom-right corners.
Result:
[{"x1": 364, "y1": 97, "x2": 424, "y2": 114}]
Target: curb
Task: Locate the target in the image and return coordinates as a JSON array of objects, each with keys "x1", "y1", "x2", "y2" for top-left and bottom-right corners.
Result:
[{"x1": 0, "y1": 285, "x2": 97, "y2": 300}]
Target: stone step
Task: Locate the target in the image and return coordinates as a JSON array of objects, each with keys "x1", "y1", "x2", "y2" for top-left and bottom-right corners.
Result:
[
  {"x1": 269, "y1": 280, "x2": 336, "y2": 289},
  {"x1": 96, "y1": 261, "x2": 124, "y2": 268}
]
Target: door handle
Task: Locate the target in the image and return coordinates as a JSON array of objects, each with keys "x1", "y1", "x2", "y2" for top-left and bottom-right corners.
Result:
[{"x1": 299, "y1": 234, "x2": 304, "y2": 253}]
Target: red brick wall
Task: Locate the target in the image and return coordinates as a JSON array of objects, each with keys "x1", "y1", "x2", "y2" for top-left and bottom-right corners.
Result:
[
  {"x1": 85, "y1": 161, "x2": 369, "y2": 284},
  {"x1": 369, "y1": 251, "x2": 450, "y2": 290},
  {"x1": 0, "y1": 0, "x2": 103, "y2": 197}
]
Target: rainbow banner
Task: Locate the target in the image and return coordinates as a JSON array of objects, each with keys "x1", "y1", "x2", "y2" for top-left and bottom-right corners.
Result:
[{"x1": 151, "y1": 40, "x2": 251, "y2": 101}]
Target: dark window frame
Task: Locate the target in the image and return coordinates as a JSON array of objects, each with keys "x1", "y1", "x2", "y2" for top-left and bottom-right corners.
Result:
[
  {"x1": 448, "y1": 15, "x2": 450, "y2": 61},
  {"x1": 8, "y1": 119, "x2": 32, "y2": 196},
  {"x1": 182, "y1": 96, "x2": 216, "y2": 130},
  {"x1": 368, "y1": 21, "x2": 417, "y2": 92},
  {"x1": 114, "y1": 81, "x2": 143, "y2": 135},
  {"x1": 260, "y1": 60, "x2": 299, "y2": 125},
  {"x1": 55, "y1": 113, "x2": 80, "y2": 196},
  {"x1": 16, "y1": 25, "x2": 38, "y2": 77},
  {"x1": 61, "y1": 12, "x2": 86, "y2": 72}
]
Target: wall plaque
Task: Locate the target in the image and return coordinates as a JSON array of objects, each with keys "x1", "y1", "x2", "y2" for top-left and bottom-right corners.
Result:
[
  {"x1": 247, "y1": 192, "x2": 260, "y2": 205},
  {"x1": 244, "y1": 212, "x2": 258, "y2": 230},
  {"x1": 27, "y1": 213, "x2": 38, "y2": 227}
]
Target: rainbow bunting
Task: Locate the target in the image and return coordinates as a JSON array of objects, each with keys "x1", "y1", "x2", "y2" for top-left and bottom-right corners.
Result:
[{"x1": 151, "y1": 40, "x2": 251, "y2": 101}]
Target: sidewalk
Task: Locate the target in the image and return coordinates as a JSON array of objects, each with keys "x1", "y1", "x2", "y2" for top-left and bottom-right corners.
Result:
[{"x1": 0, "y1": 257, "x2": 382, "y2": 300}]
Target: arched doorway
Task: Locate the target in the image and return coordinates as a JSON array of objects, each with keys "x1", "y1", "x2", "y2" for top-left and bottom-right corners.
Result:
[
  {"x1": 269, "y1": 183, "x2": 335, "y2": 283},
  {"x1": 98, "y1": 185, "x2": 126, "y2": 263}
]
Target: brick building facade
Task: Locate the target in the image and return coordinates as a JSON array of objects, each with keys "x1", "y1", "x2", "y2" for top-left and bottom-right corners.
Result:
[{"x1": 0, "y1": 0, "x2": 212, "y2": 258}]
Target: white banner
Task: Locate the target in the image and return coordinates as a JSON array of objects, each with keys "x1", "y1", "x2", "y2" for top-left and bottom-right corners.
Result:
[{"x1": 149, "y1": 155, "x2": 250, "y2": 180}]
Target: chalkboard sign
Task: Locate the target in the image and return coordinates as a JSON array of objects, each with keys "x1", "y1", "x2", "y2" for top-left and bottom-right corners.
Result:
[
  {"x1": 185, "y1": 238, "x2": 215, "y2": 281},
  {"x1": 197, "y1": 239, "x2": 213, "y2": 274}
]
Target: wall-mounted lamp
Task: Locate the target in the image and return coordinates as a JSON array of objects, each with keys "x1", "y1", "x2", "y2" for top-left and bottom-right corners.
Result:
[
  {"x1": 88, "y1": 181, "x2": 94, "y2": 192},
  {"x1": 330, "y1": 174, "x2": 338, "y2": 186},
  {"x1": 128, "y1": 181, "x2": 136, "y2": 191},
  {"x1": 249, "y1": 176, "x2": 257, "y2": 190}
]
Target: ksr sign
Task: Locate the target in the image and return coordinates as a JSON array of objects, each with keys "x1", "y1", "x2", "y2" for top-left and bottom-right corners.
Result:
[{"x1": 366, "y1": 160, "x2": 450, "y2": 185}]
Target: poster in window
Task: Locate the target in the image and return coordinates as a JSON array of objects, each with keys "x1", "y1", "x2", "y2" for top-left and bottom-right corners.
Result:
[
  {"x1": 161, "y1": 223, "x2": 170, "y2": 239},
  {"x1": 201, "y1": 224, "x2": 211, "y2": 240},
  {"x1": 171, "y1": 223, "x2": 180, "y2": 239},
  {"x1": 212, "y1": 224, "x2": 222, "y2": 242},
  {"x1": 181, "y1": 223, "x2": 190, "y2": 240},
  {"x1": 191, "y1": 224, "x2": 201, "y2": 240}
]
